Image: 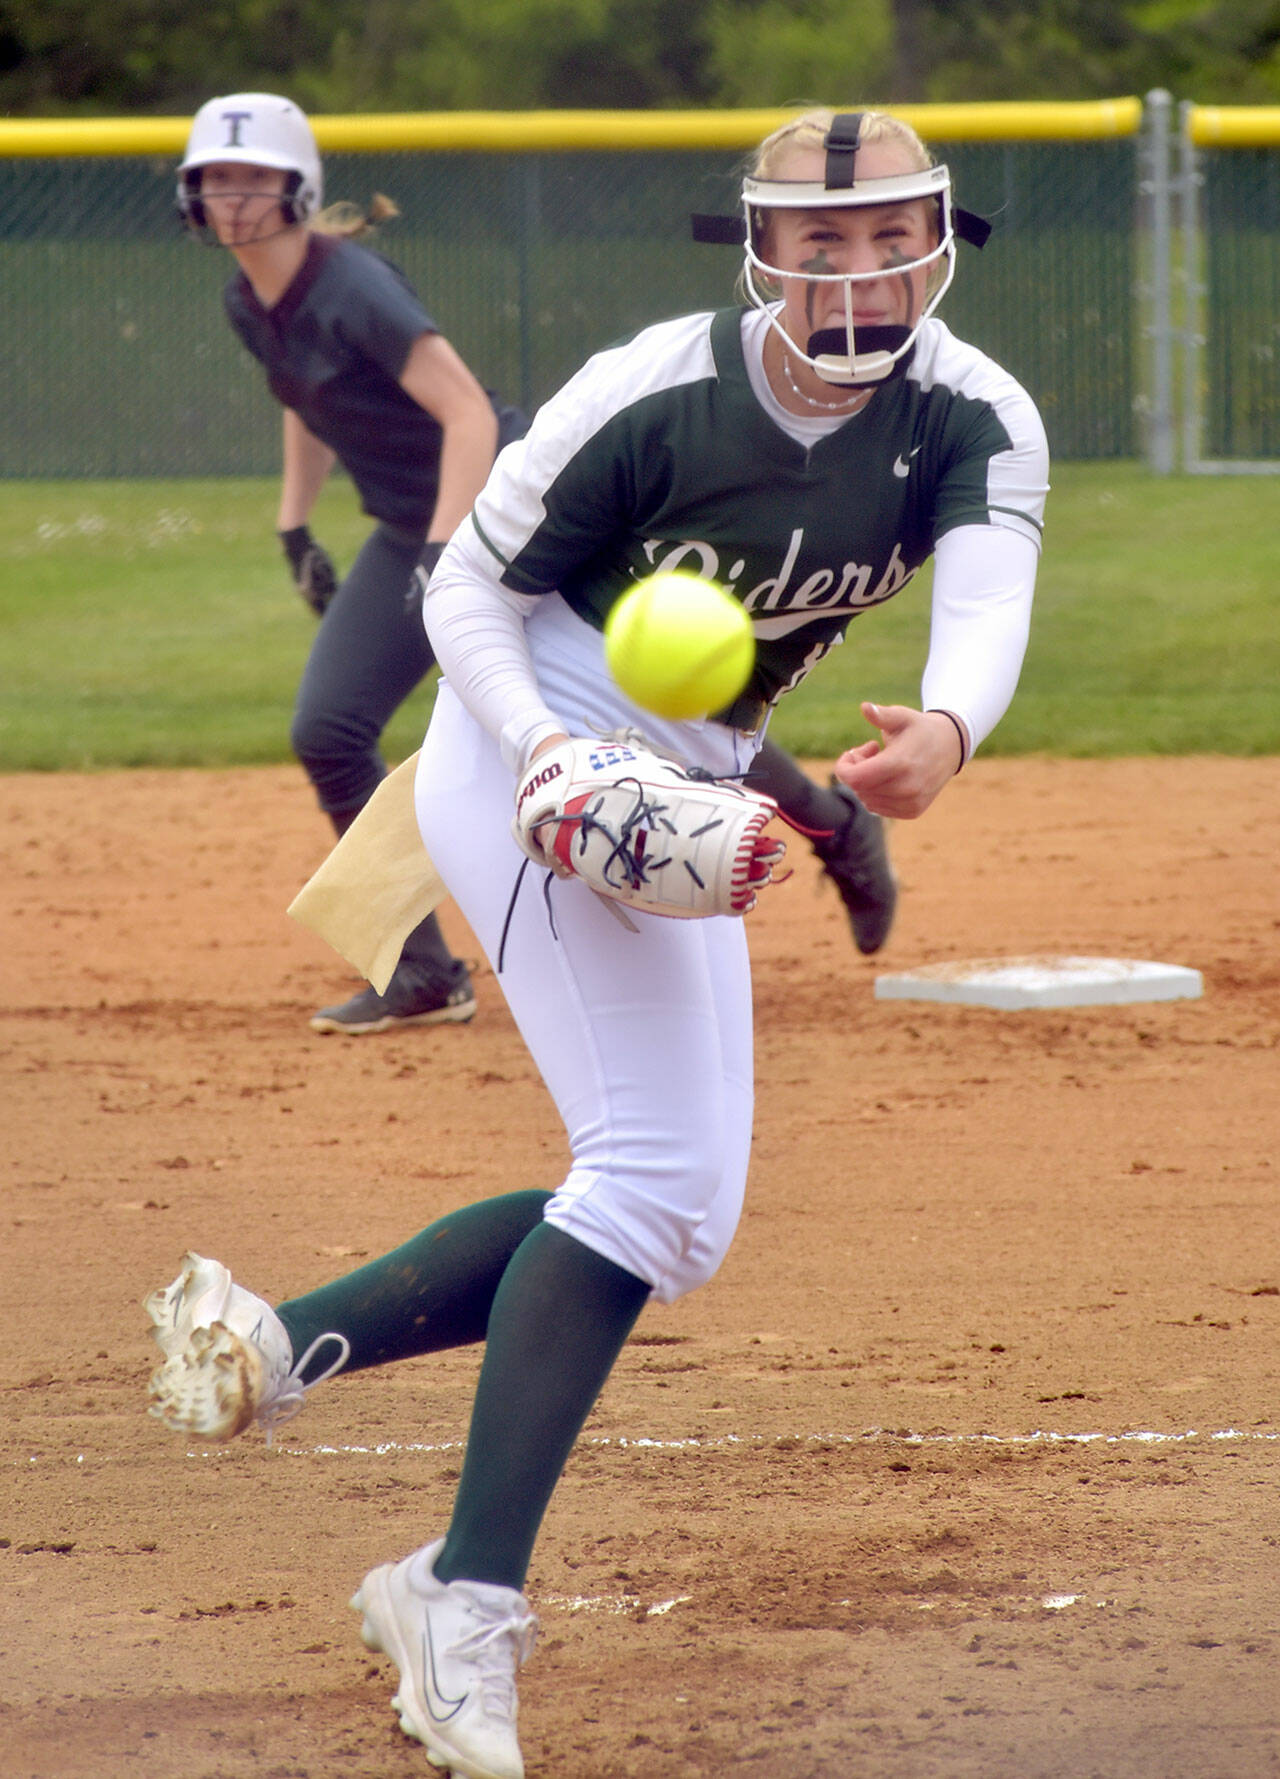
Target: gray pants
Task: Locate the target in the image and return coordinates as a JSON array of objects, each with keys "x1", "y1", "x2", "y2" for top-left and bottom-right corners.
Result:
[
  {"x1": 291, "y1": 520, "x2": 431, "y2": 823},
  {"x1": 291, "y1": 520, "x2": 457, "y2": 985}
]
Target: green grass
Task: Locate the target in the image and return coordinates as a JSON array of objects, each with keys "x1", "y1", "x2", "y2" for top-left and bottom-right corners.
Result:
[
  {"x1": 2, "y1": 461, "x2": 1278, "y2": 772},
  {"x1": 0, "y1": 478, "x2": 431, "y2": 771},
  {"x1": 770, "y1": 461, "x2": 1280, "y2": 759}
]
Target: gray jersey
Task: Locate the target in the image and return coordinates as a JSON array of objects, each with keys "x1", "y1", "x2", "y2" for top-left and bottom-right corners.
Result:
[
  {"x1": 472, "y1": 307, "x2": 1047, "y2": 709},
  {"x1": 225, "y1": 234, "x2": 444, "y2": 532}
]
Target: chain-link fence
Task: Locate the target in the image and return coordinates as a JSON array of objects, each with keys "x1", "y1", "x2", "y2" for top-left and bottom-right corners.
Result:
[
  {"x1": 0, "y1": 102, "x2": 1186, "y2": 477},
  {"x1": 1179, "y1": 107, "x2": 1280, "y2": 471}
]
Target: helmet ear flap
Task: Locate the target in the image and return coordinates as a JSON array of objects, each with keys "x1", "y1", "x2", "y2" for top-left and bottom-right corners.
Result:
[
  {"x1": 279, "y1": 169, "x2": 304, "y2": 226},
  {"x1": 177, "y1": 172, "x2": 207, "y2": 231}
]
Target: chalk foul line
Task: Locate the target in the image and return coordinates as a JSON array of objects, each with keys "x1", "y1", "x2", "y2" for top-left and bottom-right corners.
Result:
[{"x1": 262, "y1": 1425, "x2": 1278, "y2": 1460}]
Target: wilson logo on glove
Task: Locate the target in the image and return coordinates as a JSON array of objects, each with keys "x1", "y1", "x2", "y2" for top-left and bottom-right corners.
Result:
[
  {"x1": 515, "y1": 760, "x2": 564, "y2": 816},
  {"x1": 512, "y1": 733, "x2": 785, "y2": 921}
]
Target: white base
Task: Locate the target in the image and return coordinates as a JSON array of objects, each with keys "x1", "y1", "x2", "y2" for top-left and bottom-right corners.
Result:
[{"x1": 873, "y1": 955, "x2": 1203, "y2": 1011}]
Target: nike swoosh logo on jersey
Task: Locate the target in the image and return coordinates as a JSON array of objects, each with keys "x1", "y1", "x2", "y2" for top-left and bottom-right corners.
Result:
[
  {"x1": 420, "y1": 1621, "x2": 469, "y2": 1723},
  {"x1": 892, "y1": 447, "x2": 923, "y2": 478}
]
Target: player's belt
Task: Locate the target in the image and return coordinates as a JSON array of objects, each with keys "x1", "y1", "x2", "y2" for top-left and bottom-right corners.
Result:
[{"x1": 711, "y1": 690, "x2": 769, "y2": 733}]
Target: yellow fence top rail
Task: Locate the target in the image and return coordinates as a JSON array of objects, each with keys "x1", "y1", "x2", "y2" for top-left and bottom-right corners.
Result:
[
  {"x1": 0, "y1": 99, "x2": 1144, "y2": 159},
  {"x1": 1187, "y1": 105, "x2": 1280, "y2": 148}
]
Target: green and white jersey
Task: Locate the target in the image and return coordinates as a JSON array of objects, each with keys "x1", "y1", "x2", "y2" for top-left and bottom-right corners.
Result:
[{"x1": 471, "y1": 306, "x2": 1047, "y2": 709}]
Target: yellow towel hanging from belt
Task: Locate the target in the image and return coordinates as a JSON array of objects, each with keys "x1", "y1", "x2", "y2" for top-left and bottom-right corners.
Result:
[{"x1": 287, "y1": 752, "x2": 445, "y2": 993}]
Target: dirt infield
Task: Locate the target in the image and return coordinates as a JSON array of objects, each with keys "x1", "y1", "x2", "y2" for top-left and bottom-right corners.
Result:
[{"x1": 3, "y1": 756, "x2": 1278, "y2": 1779}]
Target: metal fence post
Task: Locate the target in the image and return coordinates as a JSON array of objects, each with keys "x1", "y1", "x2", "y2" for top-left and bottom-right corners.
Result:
[
  {"x1": 1178, "y1": 100, "x2": 1204, "y2": 473},
  {"x1": 1141, "y1": 89, "x2": 1176, "y2": 473}
]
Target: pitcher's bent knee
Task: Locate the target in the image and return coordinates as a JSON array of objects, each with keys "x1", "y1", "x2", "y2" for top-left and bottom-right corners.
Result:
[{"x1": 543, "y1": 1145, "x2": 743, "y2": 1306}]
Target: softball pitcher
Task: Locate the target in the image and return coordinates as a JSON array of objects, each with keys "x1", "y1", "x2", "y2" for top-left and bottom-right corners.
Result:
[{"x1": 148, "y1": 108, "x2": 1049, "y2": 1779}]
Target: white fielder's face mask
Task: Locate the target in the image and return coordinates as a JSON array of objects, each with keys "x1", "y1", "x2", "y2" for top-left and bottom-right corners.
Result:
[
  {"x1": 690, "y1": 116, "x2": 990, "y2": 383},
  {"x1": 744, "y1": 157, "x2": 955, "y2": 387}
]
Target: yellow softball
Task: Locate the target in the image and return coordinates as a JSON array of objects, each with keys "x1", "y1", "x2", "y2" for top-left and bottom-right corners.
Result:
[{"x1": 603, "y1": 571, "x2": 755, "y2": 720}]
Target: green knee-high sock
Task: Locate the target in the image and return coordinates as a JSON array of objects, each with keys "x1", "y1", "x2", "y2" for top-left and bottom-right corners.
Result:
[
  {"x1": 274, "y1": 1189, "x2": 551, "y2": 1377},
  {"x1": 434, "y1": 1222, "x2": 651, "y2": 1592},
  {"x1": 747, "y1": 737, "x2": 847, "y2": 835}
]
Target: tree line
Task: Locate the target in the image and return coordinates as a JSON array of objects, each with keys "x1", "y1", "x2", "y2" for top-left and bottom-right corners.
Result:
[{"x1": 1, "y1": 0, "x2": 1276, "y2": 115}]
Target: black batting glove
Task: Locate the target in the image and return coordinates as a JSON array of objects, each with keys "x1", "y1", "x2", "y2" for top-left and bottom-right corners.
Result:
[
  {"x1": 279, "y1": 525, "x2": 339, "y2": 617},
  {"x1": 406, "y1": 539, "x2": 446, "y2": 616}
]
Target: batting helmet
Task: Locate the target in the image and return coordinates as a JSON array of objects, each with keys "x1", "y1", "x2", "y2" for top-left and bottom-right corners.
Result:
[{"x1": 177, "y1": 93, "x2": 323, "y2": 232}]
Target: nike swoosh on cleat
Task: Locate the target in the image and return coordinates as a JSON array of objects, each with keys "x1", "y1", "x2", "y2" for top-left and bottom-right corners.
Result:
[{"x1": 421, "y1": 1621, "x2": 469, "y2": 1723}]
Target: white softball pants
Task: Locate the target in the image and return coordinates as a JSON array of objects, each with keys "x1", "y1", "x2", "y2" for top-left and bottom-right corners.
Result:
[{"x1": 415, "y1": 660, "x2": 758, "y2": 1306}]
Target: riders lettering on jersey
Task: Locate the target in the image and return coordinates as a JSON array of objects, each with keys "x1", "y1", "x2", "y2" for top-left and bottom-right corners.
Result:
[{"x1": 635, "y1": 530, "x2": 915, "y2": 637}]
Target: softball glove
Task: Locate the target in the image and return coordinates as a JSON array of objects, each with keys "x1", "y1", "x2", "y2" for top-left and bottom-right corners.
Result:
[{"x1": 513, "y1": 733, "x2": 786, "y2": 919}]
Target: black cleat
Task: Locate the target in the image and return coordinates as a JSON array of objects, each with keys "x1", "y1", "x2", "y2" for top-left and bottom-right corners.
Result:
[
  {"x1": 811, "y1": 781, "x2": 898, "y2": 955},
  {"x1": 310, "y1": 964, "x2": 477, "y2": 1035}
]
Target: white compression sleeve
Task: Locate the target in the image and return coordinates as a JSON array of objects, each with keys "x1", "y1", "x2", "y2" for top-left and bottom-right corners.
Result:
[
  {"x1": 421, "y1": 527, "x2": 567, "y2": 776},
  {"x1": 919, "y1": 524, "x2": 1040, "y2": 756}
]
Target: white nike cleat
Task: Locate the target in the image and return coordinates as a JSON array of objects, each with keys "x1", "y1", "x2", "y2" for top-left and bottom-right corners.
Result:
[
  {"x1": 351, "y1": 1538, "x2": 537, "y2": 1779},
  {"x1": 144, "y1": 1251, "x2": 349, "y2": 1442}
]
